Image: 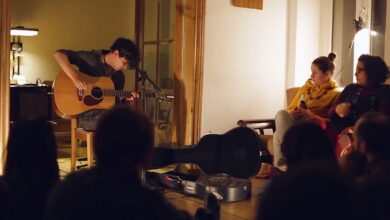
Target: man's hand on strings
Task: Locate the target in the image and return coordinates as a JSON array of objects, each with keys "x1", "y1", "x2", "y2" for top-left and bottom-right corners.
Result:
[
  {"x1": 125, "y1": 91, "x2": 139, "y2": 102},
  {"x1": 72, "y1": 75, "x2": 87, "y2": 91}
]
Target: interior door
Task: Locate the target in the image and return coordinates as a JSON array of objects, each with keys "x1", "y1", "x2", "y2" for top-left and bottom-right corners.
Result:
[{"x1": 136, "y1": 0, "x2": 205, "y2": 147}]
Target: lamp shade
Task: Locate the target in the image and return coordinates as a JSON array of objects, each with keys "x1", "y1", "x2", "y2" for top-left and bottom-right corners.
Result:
[{"x1": 10, "y1": 26, "x2": 39, "y2": 36}]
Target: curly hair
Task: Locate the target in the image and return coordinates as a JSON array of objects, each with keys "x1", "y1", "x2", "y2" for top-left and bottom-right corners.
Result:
[{"x1": 358, "y1": 54, "x2": 389, "y2": 86}]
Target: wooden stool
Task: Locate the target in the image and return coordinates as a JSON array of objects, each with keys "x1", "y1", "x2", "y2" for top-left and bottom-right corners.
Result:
[{"x1": 70, "y1": 118, "x2": 94, "y2": 172}]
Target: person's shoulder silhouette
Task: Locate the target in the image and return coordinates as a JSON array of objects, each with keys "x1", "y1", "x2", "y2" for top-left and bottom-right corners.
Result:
[
  {"x1": 4, "y1": 118, "x2": 59, "y2": 220},
  {"x1": 257, "y1": 162, "x2": 360, "y2": 220}
]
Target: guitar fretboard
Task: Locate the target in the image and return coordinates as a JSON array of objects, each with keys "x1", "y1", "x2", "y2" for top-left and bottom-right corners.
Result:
[
  {"x1": 103, "y1": 89, "x2": 132, "y2": 97},
  {"x1": 102, "y1": 89, "x2": 172, "y2": 102}
]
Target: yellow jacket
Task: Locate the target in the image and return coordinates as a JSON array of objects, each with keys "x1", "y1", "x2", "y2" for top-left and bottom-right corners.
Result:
[{"x1": 287, "y1": 79, "x2": 340, "y2": 118}]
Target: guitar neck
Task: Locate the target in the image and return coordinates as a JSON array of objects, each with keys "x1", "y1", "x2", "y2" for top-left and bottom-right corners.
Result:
[
  {"x1": 102, "y1": 89, "x2": 172, "y2": 102},
  {"x1": 103, "y1": 89, "x2": 133, "y2": 97},
  {"x1": 102, "y1": 89, "x2": 159, "y2": 98}
]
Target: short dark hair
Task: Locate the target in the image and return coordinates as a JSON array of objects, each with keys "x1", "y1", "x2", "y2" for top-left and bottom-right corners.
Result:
[
  {"x1": 355, "y1": 112, "x2": 390, "y2": 156},
  {"x1": 312, "y1": 52, "x2": 336, "y2": 73},
  {"x1": 110, "y1": 37, "x2": 140, "y2": 69},
  {"x1": 94, "y1": 106, "x2": 154, "y2": 169},
  {"x1": 257, "y1": 162, "x2": 358, "y2": 220},
  {"x1": 358, "y1": 54, "x2": 389, "y2": 86},
  {"x1": 281, "y1": 121, "x2": 335, "y2": 168}
]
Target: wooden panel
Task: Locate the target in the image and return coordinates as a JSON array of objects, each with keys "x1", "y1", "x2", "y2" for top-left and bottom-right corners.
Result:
[
  {"x1": 174, "y1": 0, "x2": 205, "y2": 146},
  {"x1": 232, "y1": 0, "x2": 263, "y2": 10},
  {"x1": 0, "y1": 0, "x2": 11, "y2": 171}
]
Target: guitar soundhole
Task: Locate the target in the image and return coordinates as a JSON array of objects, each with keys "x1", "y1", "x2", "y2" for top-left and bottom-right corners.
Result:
[{"x1": 91, "y1": 87, "x2": 103, "y2": 99}]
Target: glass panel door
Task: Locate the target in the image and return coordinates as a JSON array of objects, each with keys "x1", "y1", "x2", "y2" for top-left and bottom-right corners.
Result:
[{"x1": 141, "y1": 0, "x2": 175, "y2": 145}]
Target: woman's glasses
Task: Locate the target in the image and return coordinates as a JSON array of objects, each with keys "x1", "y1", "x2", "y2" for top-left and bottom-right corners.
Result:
[{"x1": 355, "y1": 67, "x2": 365, "y2": 72}]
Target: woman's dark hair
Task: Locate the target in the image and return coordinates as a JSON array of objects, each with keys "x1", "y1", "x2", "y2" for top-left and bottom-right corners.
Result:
[
  {"x1": 94, "y1": 106, "x2": 154, "y2": 169},
  {"x1": 111, "y1": 37, "x2": 140, "y2": 69},
  {"x1": 358, "y1": 54, "x2": 389, "y2": 86},
  {"x1": 281, "y1": 121, "x2": 335, "y2": 168},
  {"x1": 312, "y1": 52, "x2": 337, "y2": 73}
]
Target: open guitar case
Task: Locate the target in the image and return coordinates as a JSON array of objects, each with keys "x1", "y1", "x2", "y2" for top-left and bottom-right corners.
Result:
[{"x1": 146, "y1": 127, "x2": 265, "y2": 202}]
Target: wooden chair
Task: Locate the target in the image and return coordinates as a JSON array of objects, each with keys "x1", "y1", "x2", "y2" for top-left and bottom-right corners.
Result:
[
  {"x1": 237, "y1": 87, "x2": 300, "y2": 155},
  {"x1": 70, "y1": 118, "x2": 94, "y2": 172}
]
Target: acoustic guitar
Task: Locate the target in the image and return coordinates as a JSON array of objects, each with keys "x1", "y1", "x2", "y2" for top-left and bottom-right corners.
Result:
[
  {"x1": 53, "y1": 71, "x2": 172, "y2": 119},
  {"x1": 152, "y1": 127, "x2": 262, "y2": 179}
]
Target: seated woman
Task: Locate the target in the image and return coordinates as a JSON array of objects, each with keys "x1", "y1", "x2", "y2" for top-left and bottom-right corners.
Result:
[
  {"x1": 327, "y1": 54, "x2": 390, "y2": 156},
  {"x1": 272, "y1": 53, "x2": 340, "y2": 171}
]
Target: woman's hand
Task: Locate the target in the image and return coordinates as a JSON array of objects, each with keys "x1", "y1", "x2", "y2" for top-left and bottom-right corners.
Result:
[
  {"x1": 335, "y1": 102, "x2": 351, "y2": 118},
  {"x1": 292, "y1": 106, "x2": 312, "y2": 119}
]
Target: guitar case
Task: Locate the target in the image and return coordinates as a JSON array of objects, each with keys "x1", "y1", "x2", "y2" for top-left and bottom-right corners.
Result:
[{"x1": 147, "y1": 127, "x2": 263, "y2": 202}]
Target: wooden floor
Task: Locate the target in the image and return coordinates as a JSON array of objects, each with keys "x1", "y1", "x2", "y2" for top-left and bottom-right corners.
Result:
[
  {"x1": 164, "y1": 178, "x2": 268, "y2": 220},
  {"x1": 56, "y1": 139, "x2": 269, "y2": 220}
]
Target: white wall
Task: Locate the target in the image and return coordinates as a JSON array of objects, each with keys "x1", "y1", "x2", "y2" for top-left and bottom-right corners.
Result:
[
  {"x1": 201, "y1": 0, "x2": 287, "y2": 135},
  {"x1": 293, "y1": 0, "x2": 321, "y2": 86},
  {"x1": 292, "y1": 0, "x2": 333, "y2": 86},
  {"x1": 200, "y1": 0, "x2": 332, "y2": 136}
]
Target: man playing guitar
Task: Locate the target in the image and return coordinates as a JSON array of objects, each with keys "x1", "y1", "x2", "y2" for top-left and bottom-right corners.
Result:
[{"x1": 54, "y1": 37, "x2": 140, "y2": 130}]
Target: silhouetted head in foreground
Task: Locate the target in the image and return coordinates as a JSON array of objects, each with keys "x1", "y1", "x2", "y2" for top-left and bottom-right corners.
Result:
[
  {"x1": 94, "y1": 106, "x2": 154, "y2": 171},
  {"x1": 257, "y1": 162, "x2": 359, "y2": 220},
  {"x1": 281, "y1": 121, "x2": 335, "y2": 170},
  {"x1": 4, "y1": 118, "x2": 59, "y2": 188}
]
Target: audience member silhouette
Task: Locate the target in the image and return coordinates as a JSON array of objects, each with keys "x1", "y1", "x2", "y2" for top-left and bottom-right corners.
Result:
[
  {"x1": 44, "y1": 106, "x2": 194, "y2": 220},
  {"x1": 0, "y1": 177, "x2": 12, "y2": 220},
  {"x1": 4, "y1": 118, "x2": 59, "y2": 220},
  {"x1": 256, "y1": 162, "x2": 360, "y2": 220},
  {"x1": 256, "y1": 121, "x2": 356, "y2": 220},
  {"x1": 350, "y1": 112, "x2": 390, "y2": 220},
  {"x1": 280, "y1": 121, "x2": 337, "y2": 171},
  {"x1": 353, "y1": 112, "x2": 390, "y2": 160}
]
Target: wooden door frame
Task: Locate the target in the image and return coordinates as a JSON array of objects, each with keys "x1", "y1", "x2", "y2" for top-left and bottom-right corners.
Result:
[
  {"x1": 174, "y1": 0, "x2": 205, "y2": 146},
  {"x1": 0, "y1": 0, "x2": 10, "y2": 171},
  {"x1": 136, "y1": 0, "x2": 205, "y2": 146}
]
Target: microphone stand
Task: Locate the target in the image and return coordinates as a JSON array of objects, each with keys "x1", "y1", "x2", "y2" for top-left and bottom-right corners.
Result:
[
  {"x1": 135, "y1": 67, "x2": 161, "y2": 188},
  {"x1": 136, "y1": 67, "x2": 162, "y2": 114}
]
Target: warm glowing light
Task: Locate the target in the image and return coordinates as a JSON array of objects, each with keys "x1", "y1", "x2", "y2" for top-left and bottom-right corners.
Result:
[
  {"x1": 353, "y1": 28, "x2": 370, "y2": 82},
  {"x1": 10, "y1": 27, "x2": 39, "y2": 36}
]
